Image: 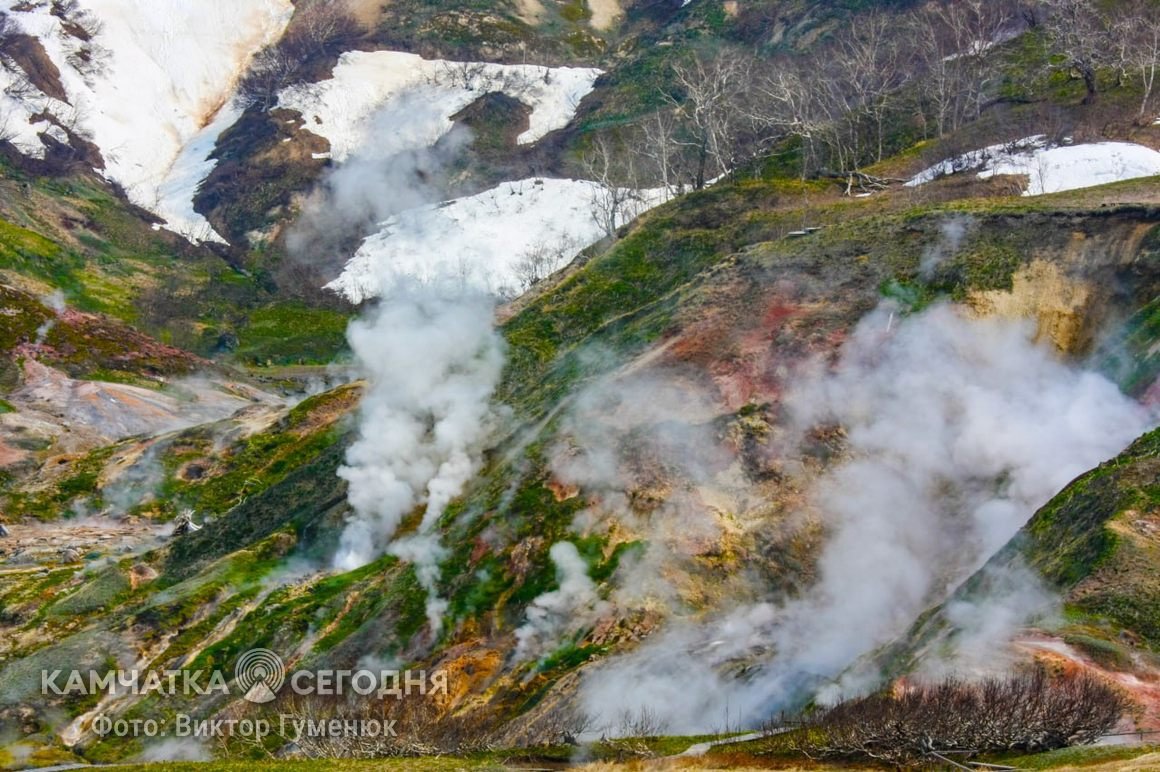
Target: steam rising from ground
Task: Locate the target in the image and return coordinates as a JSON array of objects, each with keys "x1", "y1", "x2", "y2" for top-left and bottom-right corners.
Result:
[
  {"x1": 310, "y1": 99, "x2": 507, "y2": 634},
  {"x1": 335, "y1": 286, "x2": 505, "y2": 630},
  {"x1": 287, "y1": 97, "x2": 471, "y2": 275},
  {"x1": 515, "y1": 542, "x2": 609, "y2": 662},
  {"x1": 579, "y1": 302, "x2": 1155, "y2": 734}
]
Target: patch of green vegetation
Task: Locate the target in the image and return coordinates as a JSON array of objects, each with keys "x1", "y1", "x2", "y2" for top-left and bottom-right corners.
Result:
[
  {"x1": 46, "y1": 564, "x2": 133, "y2": 617},
  {"x1": 880, "y1": 277, "x2": 935, "y2": 313},
  {"x1": 1022, "y1": 433, "x2": 1155, "y2": 587},
  {"x1": 159, "y1": 387, "x2": 360, "y2": 578},
  {"x1": 575, "y1": 45, "x2": 685, "y2": 131},
  {"x1": 999, "y1": 429, "x2": 1160, "y2": 646},
  {"x1": 995, "y1": 743, "x2": 1160, "y2": 770},
  {"x1": 3, "y1": 443, "x2": 120, "y2": 521},
  {"x1": 501, "y1": 187, "x2": 757, "y2": 415},
  {"x1": 113, "y1": 759, "x2": 502, "y2": 771},
  {"x1": 233, "y1": 302, "x2": 350, "y2": 366},
  {"x1": 1098, "y1": 294, "x2": 1160, "y2": 397},
  {"x1": 0, "y1": 566, "x2": 78, "y2": 627},
  {"x1": 440, "y1": 447, "x2": 593, "y2": 627},
  {"x1": 538, "y1": 640, "x2": 605, "y2": 672},
  {"x1": 0, "y1": 156, "x2": 352, "y2": 364},
  {"x1": 161, "y1": 385, "x2": 359, "y2": 529},
  {"x1": 559, "y1": 0, "x2": 589, "y2": 23},
  {"x1": 314, "y1": 563, "x2": 428, "y2": 653},
  {"x1": 1062, "y1": 633, "x2": 1134, "y2": 671}
]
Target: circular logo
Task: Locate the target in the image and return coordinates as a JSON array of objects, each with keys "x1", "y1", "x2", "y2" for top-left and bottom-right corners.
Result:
[{"x1": 235, "y1": 648, "x2": 285, "y2": 704}]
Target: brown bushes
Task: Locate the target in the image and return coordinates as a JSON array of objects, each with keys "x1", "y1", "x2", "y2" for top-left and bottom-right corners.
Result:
[{"x1": 785, "y1": 670, "x2": 1126, "y2": 766}]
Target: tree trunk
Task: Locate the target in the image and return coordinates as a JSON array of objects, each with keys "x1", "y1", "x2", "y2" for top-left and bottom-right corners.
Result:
[{"x1": 1080, "y1": 65, "x2": 1098, "y2": 104}]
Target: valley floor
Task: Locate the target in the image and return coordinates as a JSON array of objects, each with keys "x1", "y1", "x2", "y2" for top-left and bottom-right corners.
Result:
[{"x1": 60, "y1": 743, "x2": 1159, "y2": 771}]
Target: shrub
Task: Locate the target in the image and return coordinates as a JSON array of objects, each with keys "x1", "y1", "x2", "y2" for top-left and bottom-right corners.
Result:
[{"x1": 784, "y1": 670, "x2": 1125, "y2": 766}]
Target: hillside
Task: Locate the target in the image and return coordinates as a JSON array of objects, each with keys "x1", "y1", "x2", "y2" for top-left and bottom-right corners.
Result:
[{"x1": 2, "y1": 0, "x2": 1160, "y2": 769}]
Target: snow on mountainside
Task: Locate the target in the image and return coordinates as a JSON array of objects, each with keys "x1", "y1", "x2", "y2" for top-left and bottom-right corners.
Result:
[
  {"x1": 278, "y1": 50, "x2": 602, "y2": 162},
  {"x1": 907, "y1": 136, "x2": 1160, "y2": 195},
  {"x1": 0, "y1": 0, "x2": 293, "y2": 242},
  {"x1": 328, "y1": 178, "x2": 672, "y2": 303}
]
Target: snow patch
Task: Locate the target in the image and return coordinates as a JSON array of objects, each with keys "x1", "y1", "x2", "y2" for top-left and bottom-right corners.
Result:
[
  {"x1": 906, "y1": 136, "x2": 1160, "y2": 196},
  {"x1": 0, "y1": 0, "x2": 294, "y2": 242},
  {"x1": 327, "y1": 177, "x2": 671, "y2": 303},
  {"x1": 278, "y1": 50, "x2": 601, "y2": 163},
  {"x1": 941, "y1": 27, "x2": 1023, "y2": 62}
]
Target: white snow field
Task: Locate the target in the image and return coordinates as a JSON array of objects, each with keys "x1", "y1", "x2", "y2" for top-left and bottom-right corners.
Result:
[
  {"x1": 278, "y1": 50, "x2": 602, "y2": 162},
  {"x1": 0, "y1": 0, "x2": 293, "y2": 242},
  {"x1": 906, "y1": 135, "x2": 1160, "y2": 196},
  {"x1": 327, "y1": 177, "x2": 672, "y2": 303}
]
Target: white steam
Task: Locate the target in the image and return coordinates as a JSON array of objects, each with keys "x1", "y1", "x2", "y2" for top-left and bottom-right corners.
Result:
[
  {"x1": 137, "y1": 738, "x2": 211, "y2": 762},
  {"x1": 578, "y1": 302, "x2": 1155, "y2": 733},
  {"x1": 315, "y1": 96, "x2": 507, "y2": 636},
  {"x1": 515, "y1": 541, "x2": 609, "y2": 662},
  {"x1": 922, "y1": 559, "x2": 1058, "y2": 680},
  {"x1": 335, "y1": 286, "x2": 505, "y2": 631},
  {"x1": 34, "y1": 289, "x2": 67, "y2": 344},
  {"x1": 287, "y1": 96, "x2": 471, "y2": 275},
  {"x1": 920, "y1": 215, "x2": 972, "y2": 278}
]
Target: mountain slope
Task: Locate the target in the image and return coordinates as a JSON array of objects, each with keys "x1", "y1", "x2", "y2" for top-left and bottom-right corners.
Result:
[{"x1": 4, "y1": 0, "x2": 1160, "y2": 767}]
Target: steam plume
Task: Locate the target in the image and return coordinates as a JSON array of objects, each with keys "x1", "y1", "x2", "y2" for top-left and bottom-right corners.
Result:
[
  {"x1": 578, "y1": 302, "x2": 1155, "y2": 733},
  {"x1": 310, "y1": 100, "x2": 506, "y2": 635},
  {"x1": 515, "y1": 541, "x2": 609, "y2": 662}
]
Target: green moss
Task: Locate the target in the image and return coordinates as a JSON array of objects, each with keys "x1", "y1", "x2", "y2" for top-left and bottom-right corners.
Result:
[
  {"x1": 500, "y1": 196, "x2": 733, "y2": 415},
  {"x1": 538, "y1": 641, "x2": 605, "y2": 672},
  {"x1": 994, "y1": 744, "x2": 1160, "y2": 770},
  {"x1": 4, "y1": 444, "x2": 119, "y2": 521},
  {"x1": 1097, "y1": 295, "x2": 1160, "y2": 397},
  {"x1": 924, "y1": 240, "x2": 1023, "y2": 298},
  {"x1": 233, "y1": 302, "x2": 350, "y2": 366},
  {"x1": 1061, "y1": 632, "x2": 1134, "y2": 670},
  {"x1": 45, "y1": 566, "x2": 133, "y2": 617},
  {"x1": 559, "y1": 0, "x2": 589, "y2": 23},
  {"x1": 161, "y1": 385, "x2": 358, "y2": 528}
]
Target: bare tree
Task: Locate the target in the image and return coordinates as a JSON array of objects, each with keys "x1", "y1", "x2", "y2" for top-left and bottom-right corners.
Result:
[
  {"x1": 0, "y1": 11, "x2": 15, "y2": 53},
  {"x1": 238, "y1": 0, "x2": 365, "y2": 110},
  {"x1": 1040, "y1": 0, "x2": 1117, "y2": 103},
  {"x1": 237, "y1": 46, "x2": 300, "y2": 109},
  {"x1": 512, "y1": 235, "x2": 578, "y2": 291},
  {"x1": 258, "y1": 691, "x2": 499, "y2": 759},
  {"x1": 910, "y1": 0, "x2": 1020, "y2": 137},
  {"x1": 616, "y1": 705, "x2": 669, "y2": 738},
  {"x1": 437, "y1": 59, "x2": 489, "y2": 90},
  {"x1": 831, "y1": 10, "x2": 911, "y2": 164},
  {"x1": 635, "y1": 107, "x2": 684, "y2": 195},
  {"x1": 1114, "y1": 0, "x2": 1160, "y2": 119},
  {"x1": 754, "y1": 18, "x2": 911, "y2": 179},
  {"x1": 665, "y1": 48, "x2": 754, "y2": 189},
  {"x1": 754, "y1": 62, "x2": 829, "y2": 179},
  {"x1": 532, "y1": 707, "x2": 599, "y2": 745},
  {"x1": 785, "y1": 669, "x2": 1125, "y2": 766},
  {"x1": 293, "y1": 0, "x2": 364, "y2": 56},
  {"x1": 581, "y1": 132, "x2": 642, "y2": 240},
  {"x1": 0, "y1": 101, "x2": 13, "y2": 146}
]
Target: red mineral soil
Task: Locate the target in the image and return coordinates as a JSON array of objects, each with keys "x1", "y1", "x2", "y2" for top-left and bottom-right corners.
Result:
[
  {"x1": 661, "y1": 272, "x2": 850, "y2": 413},
  {"x1": 1143, "y1": 375, "x2": 1160, "y2": 407}
]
